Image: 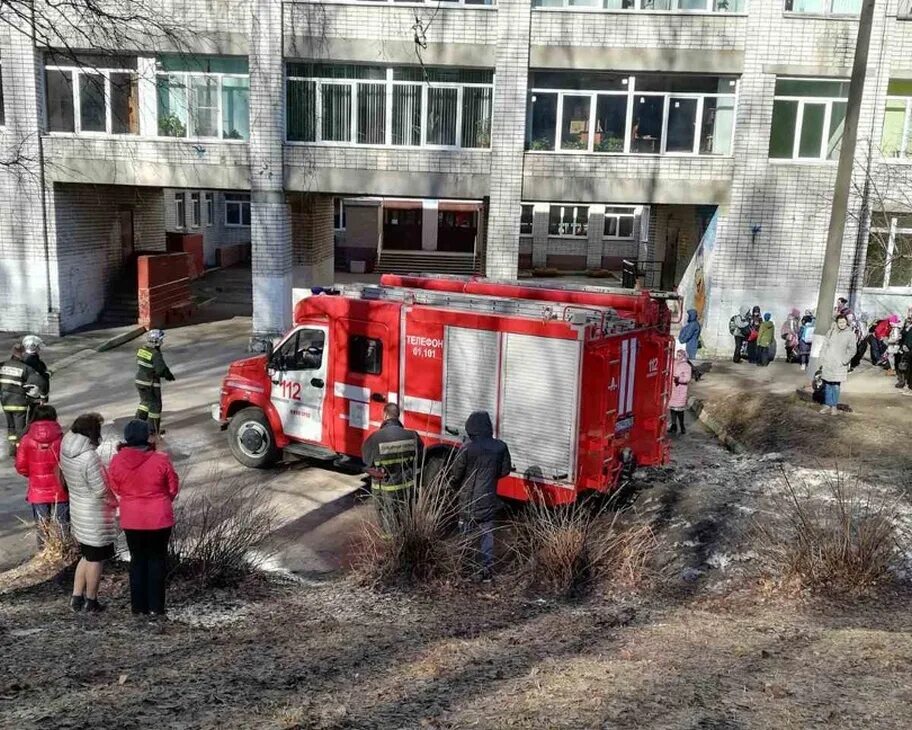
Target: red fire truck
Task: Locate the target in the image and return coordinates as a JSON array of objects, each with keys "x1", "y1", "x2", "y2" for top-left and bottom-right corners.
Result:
[{"x1": 214, "y1": 279, "x2": 675, "y2": 505}]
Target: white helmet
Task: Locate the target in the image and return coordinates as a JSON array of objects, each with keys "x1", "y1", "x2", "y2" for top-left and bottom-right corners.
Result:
[
  {"x1": 147, "y1": 329, "x2": 165, "y2": 346},
  {"x1": 22, "y1": 335, "x2": 44, "y2": 354}
]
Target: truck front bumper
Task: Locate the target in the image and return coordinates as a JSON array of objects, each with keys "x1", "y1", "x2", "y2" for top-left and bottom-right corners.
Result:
[{"x1": 210, "y1": 403, "x2": 228, "y2": 430}]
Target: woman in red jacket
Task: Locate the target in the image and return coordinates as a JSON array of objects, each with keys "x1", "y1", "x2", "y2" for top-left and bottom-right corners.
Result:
[
  {"x1": 15, "y1": 404, "x2": 68, "y2": 548},
  {"x1": 108, "y1": 419, "x2": 180, "y2": 619}
]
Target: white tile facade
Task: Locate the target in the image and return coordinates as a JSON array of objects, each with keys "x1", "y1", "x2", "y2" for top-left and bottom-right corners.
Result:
[{"x1": 1, "y1": 1, "x2": 912, "y2": 344}]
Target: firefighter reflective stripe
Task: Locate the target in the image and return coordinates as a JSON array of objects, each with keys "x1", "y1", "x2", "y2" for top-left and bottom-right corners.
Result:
[
  {"x1": 371, "y1": 481, "x2": 413, "y2": 492},
  {"x1": 0, "y1": 379, "x2": 22, "y2": 387},
  {"x1": 135, "y1": 380, "x2": 153, "y2": 386},
  {"x1": 137, "y1": 361, "x2": 154, "y2": 369},
  {"x1": 137, "y1": 348, "x2": 154, "y2": 362},
  {"x1": 1, "y1": 405, "x2": 27, "y2": 411},
  {"x1": 136, "y1": 404, "x2": 149, "y2": 413}
]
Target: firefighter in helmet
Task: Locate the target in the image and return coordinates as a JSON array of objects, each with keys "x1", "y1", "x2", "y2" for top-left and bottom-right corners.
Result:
[
  {"x1": 134, "y1": 329, "x2": 175, "y2": 436},
  {"x1": 1, "y1": 344, "x2": 44, "y2": 456},
  {"x1": 21, "y1": 335, "x2": 50, "y2": 401},
  {"x1": 361, "y1": 403, "x2": 424, "y2": 532}
]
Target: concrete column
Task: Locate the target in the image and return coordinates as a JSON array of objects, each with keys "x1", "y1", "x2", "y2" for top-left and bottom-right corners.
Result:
[
  {"x1": 421, "y1": 200, "x2": 439, "y2": 252},
  {"x1": 0, "y1": 24, "x2": 60, "y2": 334},
  {"x1": 531, "y1": 202, "x2": 550, "y2": 269},
  {"x1": 290, "y1": 193, "x2": 335, "y2": 289},
  {"x1": 586, "y1": 205, "x2": 606, "y2": 270},
  {"x1": 484, "y1": 0, "x2": 532, "y2": 279},
  {"x1": 248, "y1": 0, "x2": 291, "y2": 346}
]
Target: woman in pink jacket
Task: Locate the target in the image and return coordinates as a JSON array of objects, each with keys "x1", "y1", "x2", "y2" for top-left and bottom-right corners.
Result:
[
  {"x1": 668, "y1": 349, "x2": 692, "y2": 435},
  {"x1": 108, "y1": 420, "x2": 179, "y2": 619}
]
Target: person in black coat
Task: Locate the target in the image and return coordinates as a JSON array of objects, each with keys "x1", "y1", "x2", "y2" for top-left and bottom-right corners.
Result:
[{"x1": 450, "y1": 411, "x2": 512, "y2": 582}]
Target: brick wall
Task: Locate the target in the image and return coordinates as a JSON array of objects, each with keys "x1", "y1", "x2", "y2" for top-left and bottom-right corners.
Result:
[{"x1": 50, "y1": 184, "x2": 164, "y2": 332}]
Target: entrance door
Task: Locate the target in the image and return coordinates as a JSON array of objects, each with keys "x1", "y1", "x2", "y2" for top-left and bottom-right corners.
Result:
[
  {"x1": 332, "y1": 318, "x2": 390, "y2": 456},
  {"x1": 269, "y1": 325, "x2": 330, "y2": 443}
]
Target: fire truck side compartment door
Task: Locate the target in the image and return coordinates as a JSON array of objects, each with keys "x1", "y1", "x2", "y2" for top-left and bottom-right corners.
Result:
[
  {"x1": 270, "y1": 325, "x2": 329, "y2": 444},
  {"x1": 443, "y1": 326, "x2": 500, "y2": 437},
  {"x1": 499, "y1": 333, "x2": 581, "y2": 484}
]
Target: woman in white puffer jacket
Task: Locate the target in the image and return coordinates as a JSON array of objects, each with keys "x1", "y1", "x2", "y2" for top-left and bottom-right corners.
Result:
[{"x1": 59, "y1": 413, "x2": 116, "y2": 613}]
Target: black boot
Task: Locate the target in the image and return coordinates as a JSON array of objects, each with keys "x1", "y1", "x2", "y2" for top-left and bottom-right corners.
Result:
[
  {"x1": 70, "y1": 595, "x2": 85, "y2": 613},
  {"x1": 84, "y1": 598, "x2": 106, "y2": 614}
]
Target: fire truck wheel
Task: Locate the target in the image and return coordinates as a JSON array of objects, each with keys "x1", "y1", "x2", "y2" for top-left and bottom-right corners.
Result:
[{"x1": 228, "y1": 407, "x2": 279, "y2": 468}]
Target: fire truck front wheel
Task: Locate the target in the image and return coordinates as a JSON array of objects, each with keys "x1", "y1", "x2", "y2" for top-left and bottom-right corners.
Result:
[{"x1": 228, "y1": 407, "x2": 280, "y2": 468}]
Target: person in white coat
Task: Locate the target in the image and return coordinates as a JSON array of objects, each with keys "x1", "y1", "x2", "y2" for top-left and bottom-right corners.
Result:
[
  {"x1": 818, "y1": 313, "x2": 857, "y2": 416},
  {"x1": 59, "y1": 413, "x2": 116, "y2": 613}
]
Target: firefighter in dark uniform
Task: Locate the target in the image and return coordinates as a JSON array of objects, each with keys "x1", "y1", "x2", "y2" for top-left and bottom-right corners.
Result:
[
  {"x1": 134, "y1": 329, "x2": 175, "y2": 436},
  {"x1": 1, "y1": 345, "x2": 43, "y2": 456},
  {"x1": 361, "y1": 403, "x2": 424, "y2": 532},
  {"x1": 21, "y1": 335, "x2": 50, "y2": 401}
]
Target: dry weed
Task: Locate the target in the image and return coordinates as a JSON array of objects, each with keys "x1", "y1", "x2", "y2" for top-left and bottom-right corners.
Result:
[
  {"x1": 510, "y1": 501, "x2": 656, "y2": 598},
  {"x1": 355, "y1": 471, "x2": 460, "y2": 588},
  {"x1": 168, "y1": 474, "x2": 278, "y2": 588},
  {"x1": 756, "y1": 471, "x2": 903, "y2": 596},
  {"x1": 33, "y1": 512, "x2": 79, "y2": 565}
]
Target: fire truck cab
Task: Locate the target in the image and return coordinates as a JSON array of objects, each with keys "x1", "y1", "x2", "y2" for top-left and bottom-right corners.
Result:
[{"x1": 215, "y1": 279, "x2": 675, "y2": 505}]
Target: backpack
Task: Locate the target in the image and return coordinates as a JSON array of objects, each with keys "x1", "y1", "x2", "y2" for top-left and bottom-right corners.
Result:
[{"x1": 799, "y1": 323, "x2": 815, "y2": 343}]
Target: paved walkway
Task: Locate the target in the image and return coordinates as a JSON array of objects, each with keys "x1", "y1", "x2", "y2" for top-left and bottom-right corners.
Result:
[{"x1": 690, "y1": 356, "x2": 912, "y2": 414}]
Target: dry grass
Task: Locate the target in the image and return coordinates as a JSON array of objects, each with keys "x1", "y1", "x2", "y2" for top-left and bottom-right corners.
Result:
[
  {"x1": 756, "y1": 471, "x2": 904, "y2": 596},
  {"x1": 33, "y1": 513, "x2": 79, "y2": 565},
  {"x1": 168, "y1": 475, "x2": 278, "y2": 589},
  {"x1": 509, "y1": 501, "x2": 656, "y2": 598},
  {"x1": 355, "y1": 474, "x2": 460, "y2": 589}
]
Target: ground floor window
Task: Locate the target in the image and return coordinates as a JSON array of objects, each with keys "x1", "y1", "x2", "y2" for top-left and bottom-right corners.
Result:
[
  {"x1": 225, "y1": 193, "x2": 251, "y2": 227},
  {"x1": 549, "y1": 205, "x2": 589, "y2": 237},
  {"x1": 333, "y1": 198, "x2": 346, "y2": 230},
  {"x1": 174, "y1": 193, "x2": 186, "y2": 229},
  {"x1": 603, "y1": 206, "x2": 636, "y2": 238},
  {"x1": 191, "y1": 192, "x2": 201, "y2": 227},
  {"x1": 205, "y1": 192, "x2": 214, "y2": 226},
  {"x1": 865, "y1": 213, "x2": 912, "y2": 288},
  {"x1": 520, "y1": 205, "x2": 534, "y2": 236}
]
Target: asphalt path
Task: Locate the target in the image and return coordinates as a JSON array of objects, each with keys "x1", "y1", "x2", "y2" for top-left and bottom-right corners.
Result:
[{"x1": 0, "y1": 316, "x2": 367, "y2": 575}]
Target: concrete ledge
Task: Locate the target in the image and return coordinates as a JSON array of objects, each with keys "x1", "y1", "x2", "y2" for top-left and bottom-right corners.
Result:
[
  {"x1": 95, "y1": 326, "x2": 146, "y2": 354},
  {"x1": 688, "y1": 396, "x2": 747, "y2": 455}
]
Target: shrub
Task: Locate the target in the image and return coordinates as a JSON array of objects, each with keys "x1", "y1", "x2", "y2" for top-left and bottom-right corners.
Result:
[
  {"x1": 756, "y1": 471, "x2": 903, "y2": 596},
  {"x1": 510, "y1": 500, "x2": 655, "y2": 598},
  {"x1": 168, "y1": 476, "x2": 278, "y2": 589},
  {"x1": 356, "y1": 454, "x2": 461, "y2": 588},
  {"x1": 33, "y1": 512, "x2": 78, "y2": 565}
]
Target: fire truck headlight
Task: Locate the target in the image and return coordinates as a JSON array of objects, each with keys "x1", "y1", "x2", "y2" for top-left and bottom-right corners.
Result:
[{"x1": 620, "y1": 448, "x2": 636, "y2": 477}]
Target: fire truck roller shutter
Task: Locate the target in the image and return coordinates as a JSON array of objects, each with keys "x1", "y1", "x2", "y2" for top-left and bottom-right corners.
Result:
[
  {"x1": 499, "y1": 333, "x2": 581, "y2": 485},
  {"x1": 443, "y1": 327, "x2": 500, "y2": 438}
]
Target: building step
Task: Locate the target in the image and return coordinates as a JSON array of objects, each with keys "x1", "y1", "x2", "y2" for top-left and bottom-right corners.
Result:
[{"x1": 377, "y1": 252, "x2": 480, "y2": 276}]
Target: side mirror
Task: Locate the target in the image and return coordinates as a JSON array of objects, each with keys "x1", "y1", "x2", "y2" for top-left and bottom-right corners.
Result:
[{"x1": 265, "y1": 340, "x2": 274, "y2": 363}]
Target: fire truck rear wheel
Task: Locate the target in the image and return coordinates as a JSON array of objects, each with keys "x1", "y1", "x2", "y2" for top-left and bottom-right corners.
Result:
[{"x1": 228, "y1": 407, "x2": 279, "y2": 469}]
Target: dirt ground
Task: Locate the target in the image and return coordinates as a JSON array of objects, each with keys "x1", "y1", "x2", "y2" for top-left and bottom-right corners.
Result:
[{"x1": 3, "y1": 414, "x2": 912, "y2": 728}]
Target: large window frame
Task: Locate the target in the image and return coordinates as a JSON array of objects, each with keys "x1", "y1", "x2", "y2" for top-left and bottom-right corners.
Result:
[
  {"x1": 548, "y1": 205, "x2": 589, "y2": 238},
  {"x1": 174, "y1": 193, "x2": 186, "y2": 229},
  {"x1": 527, "y1": 74, "x2": 737, "y2": 157},
  {"x1": 225, "y1": 192, "x2": 251, "y2": 227},
  {"x1": 156, "y1": 60, "x2": 250, "y2": 141},
  {"x1": 784, "y1": 0, "x2": 861, "y2": 16},
  {"x1": 533, "y1": 0, "x2": 745, "y2": 11},
  {"x1": 883, "y1": 89, "x2": 912, "y2": 161},
  {"x1": 603, "y1": 206, "x2": 637, "y2": 239},
  {"x1": 285, "y1": 65, "x2": 494, "y2": 150},
  {"x1": 45, "y1": 63, "x2": 139, "y2": 136},
  {"x1": 769, "y1": 78, "x2": 848, "y2": 162},
  {"x1": 865, "y1": 214, "x2": 912, "y2": 290}
]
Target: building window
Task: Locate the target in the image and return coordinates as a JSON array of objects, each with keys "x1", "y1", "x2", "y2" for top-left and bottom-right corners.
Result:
[
  {"x1": 44, "y1": 55, "x2": 139, "y2": 135},
  {"x1": 156, "y1": 55, "x2": 249, "y2": 140},
  {"x1": 883, "y1": 80, "x2": 912, "y2": 160},
  {"x1": 527, "y1": 73, "x2": 736, "y2": 156},
  {"x1": 900, "y1": 0, "x2": 912, "y2": 18},
  {"x1": 285, "y1": 64, "x2": 493, "y2": 149},
  {"x1": 533, "y1": 0, "x2": 745, "y2": 10},
  {"x1": 549, "y1": 206, "x2": 589, "y2": 237},
  {"x1": 784, "y1": 0, "x2": 861, "y2": 15},
  {"x1": 333, "y1": 198, "x2": 346, "y2": 230},
  {"x1": 520, "y1": 205, "x2": 534, "y2": 236},
  {"x1": 205, "y1": 192, "x2": 214, "y2": 226},
  {"x1": 225, "y1": 192, "x2": 251, "y2": 227},
  {"x1": 191, "y1": 192, "x2": 201, "y2": 228},
  {"x1": 603, "y1": 207, "x2": 636, "y2": 238},
  {"x1": 348, "y1": 335, "x2": 383, "y2": 375},
  {"x1": 175, "y1": 193, "x2": 186, "y2": 229},
  {"x1": 865, "y1": 213, "x2": 912, "y2": 289},
  {"x1": 769, "y1": 78, "x2": 848, "y2": 161}
]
